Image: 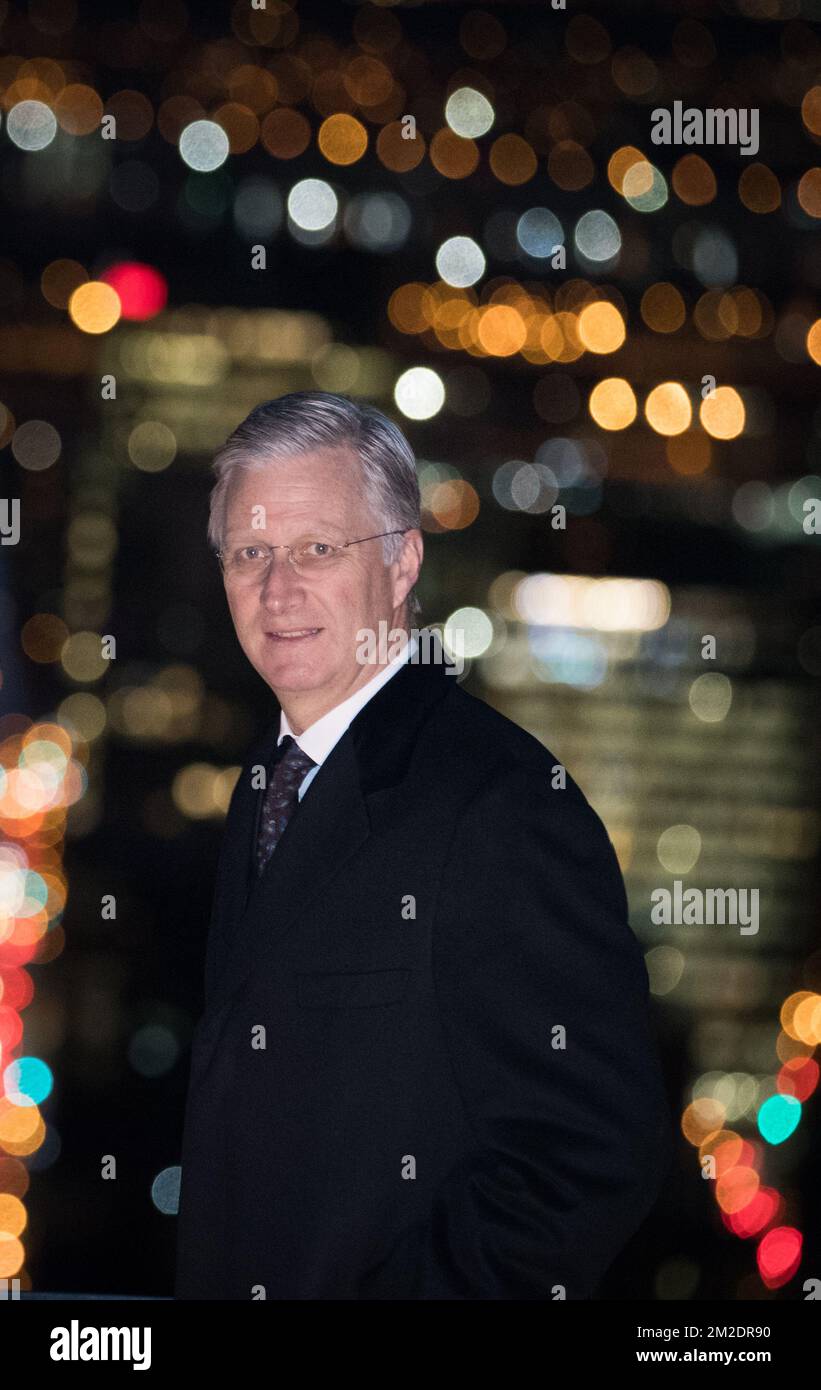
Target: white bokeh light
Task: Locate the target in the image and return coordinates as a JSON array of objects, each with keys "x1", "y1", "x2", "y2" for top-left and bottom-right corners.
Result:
[
  {"x1": 444, "y1": 607, "x2": 494, "y2": 660},
  {"x1": 516, "y1": 208, "x2": 564, "y2": 259},
  {"x1": 288, "y1": 178, "x2": 338, "y2": 231},
  {"x1": 656, "y1": 824, "x2": 702, "y2": 874},
  {"x1": 688, "y1": 672, "x2": 733, "y2": 723},
  {"x1": 151, "y1": 1165, "x2": 181, "y2": 1215},
  {"x1": 574, "y1": 210, "x2": 622, "y2": 263},
  {"x1": 7, "y1": 100, "x2": 57, "y2": 151},
  {"x1": 179, "y1": 120, "x2": 230, "y2": 172},
  {"x1": 394, "y1": 367, "x2": 445, "y2": 420},
  {"x1": 445, "y1": 87, "x2": 495, "y2": 139},
  {"x1": 435, "y1": 236, "x2": 485, "y2": 288}
]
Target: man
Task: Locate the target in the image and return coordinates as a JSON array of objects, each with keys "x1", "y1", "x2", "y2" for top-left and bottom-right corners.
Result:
[{"x1": 174, "y1": 389, "x2": 672, "y2": 1300}]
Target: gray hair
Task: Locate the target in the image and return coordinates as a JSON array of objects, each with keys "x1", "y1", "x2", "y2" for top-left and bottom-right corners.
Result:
[{"x1": 208, "y1": 390, "x2": 422, "y2": 619}]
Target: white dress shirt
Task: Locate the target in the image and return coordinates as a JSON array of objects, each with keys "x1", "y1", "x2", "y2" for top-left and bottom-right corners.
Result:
[{"x1": 278, "y1": 634, "x2": 418, "y2": 800}]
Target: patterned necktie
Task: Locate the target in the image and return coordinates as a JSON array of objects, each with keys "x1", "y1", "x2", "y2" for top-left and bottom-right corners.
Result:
[{"x1": 255, "y1": 735, "x2": 317, "y2": 875}]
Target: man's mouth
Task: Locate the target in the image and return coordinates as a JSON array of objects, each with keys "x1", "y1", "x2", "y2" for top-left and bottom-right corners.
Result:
[{"x1": 265, "y1": 628, "x2": 323, "y2": 641}]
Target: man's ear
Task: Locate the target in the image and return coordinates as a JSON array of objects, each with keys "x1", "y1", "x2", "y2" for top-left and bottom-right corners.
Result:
[{"x1": 391, "y1": 529, "x2": 423, "y2": 609}]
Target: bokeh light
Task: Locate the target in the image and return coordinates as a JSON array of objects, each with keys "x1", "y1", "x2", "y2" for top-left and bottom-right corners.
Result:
[
  {"x1": 68, "y1": 281, "x2": 121, "y2": 334},
  {"x1": 645, "y1": 382, "x2": 692, "y2": 436},
  {"x1": 435, "y1": 236, "x2": 485, "y2": 288},
  {"x1": 99, "y1": 263, "x2": 167, "y2": 321},
  {"x1": 394, "y1": 367, "x2": 445, "y2": 420},
  {"x1": 178, "y1": 119, "x2": 230, "y2": 171},
  {"x1": 288, "y1": 178, "x2": 338, "y2": 232},
  {"x1": 445, "y1": 87, "x2": 494, "y2": 139}
]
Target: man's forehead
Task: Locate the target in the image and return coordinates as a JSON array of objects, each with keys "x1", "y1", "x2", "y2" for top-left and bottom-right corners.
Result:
[
  {"x1": 233, "y1": 445, "x2": 359, "y2": 482},
  {"x1": 224, "y1": 449, "x2": 371, "y2": 535},
  {"x1": 229, "y1": 450, "x2": 361, "y2": 510}
]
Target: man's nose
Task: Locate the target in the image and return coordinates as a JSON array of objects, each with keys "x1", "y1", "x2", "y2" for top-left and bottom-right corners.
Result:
[{"x1": 259, "y1": 550, "x2": 304, "y2": 601}]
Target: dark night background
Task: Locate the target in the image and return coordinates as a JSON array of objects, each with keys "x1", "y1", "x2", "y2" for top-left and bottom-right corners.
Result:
[{"x1": 0, "y1": 0, "x2": 819, "y2": 1300}]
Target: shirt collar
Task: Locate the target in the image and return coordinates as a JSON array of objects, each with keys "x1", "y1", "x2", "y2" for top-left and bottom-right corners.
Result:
[{"x1": 278, "y1": 633, "x2": 418, "y2": 767}]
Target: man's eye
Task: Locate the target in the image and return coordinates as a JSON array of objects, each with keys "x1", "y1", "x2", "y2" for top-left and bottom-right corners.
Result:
[
  {"x1": 304, "y1": 541, "x2": 335, "y2": 558},
  {"x1": 238, "y1": 546, "x2": 265, "y2": 562}
]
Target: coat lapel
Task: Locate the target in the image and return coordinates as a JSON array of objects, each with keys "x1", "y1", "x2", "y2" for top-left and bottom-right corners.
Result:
[
  {"x1": 206, "y1": 731, "x2": 370, "y2": 1015},
  {"x1": 203, "y1": 654, "x2": 456, "y2": 1018},
  {"x1": 202, "y1": 721, "x2": 277, "y2": 1008},
  {"x1": 200, "y1": 656, "x2": 455, "y2": 1017}
]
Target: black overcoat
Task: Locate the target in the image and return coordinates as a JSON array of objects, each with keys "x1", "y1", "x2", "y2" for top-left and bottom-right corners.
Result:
[{"x1": 174, "y1": 655, "x2": 672, "y2": 1299}]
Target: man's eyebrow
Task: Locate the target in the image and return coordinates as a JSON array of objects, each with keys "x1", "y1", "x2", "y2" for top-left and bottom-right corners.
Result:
[
  {"x1": 222, "y1": 524, "x2": 348, "y2": 544},
  {"x1": 221, "y1": 532, "x2": 266, "y2": 547}
]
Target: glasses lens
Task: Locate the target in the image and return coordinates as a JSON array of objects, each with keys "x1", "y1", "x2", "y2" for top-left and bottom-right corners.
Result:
[
  {"x1": 226, "y1": 545, "x2": 270, "y2": 577},
  {"x1": 292, "y1": 539, "x2": 339, "y2": 570}
]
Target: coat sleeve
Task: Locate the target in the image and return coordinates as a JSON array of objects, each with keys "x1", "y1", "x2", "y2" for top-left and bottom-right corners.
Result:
[{"x1": 358, "y1": 755, "x2": 673, "y2": 1299}]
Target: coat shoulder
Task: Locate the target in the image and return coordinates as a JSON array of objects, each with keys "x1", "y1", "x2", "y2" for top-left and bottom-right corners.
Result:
[
  {"x1": 428, "y1": 679, "x2": 618, "y2": 859},
  {"x1": 431, "y1": 681, "x2": 630, "y2": 922},
  {"x1": 434, "y1": 678, "x2": 572, "y2": 786}
]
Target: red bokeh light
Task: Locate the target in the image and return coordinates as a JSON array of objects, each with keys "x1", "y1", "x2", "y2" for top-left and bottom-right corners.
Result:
[
  {"x1": 0, "y1": 1003, "x2": 24, "y2": 1055},
  {"x1": 756, "y1": 1225, "x2": 802, "y2": 1288},
  {"x1": 723, "y1": 1186, "x2": 782, "y2": 1238},
  {"x1": 777, "y1": 1056, "x2": 819, "y2": 1103},
  {"x1": 100, "y1": 262, "x2": 167, "y2": 320},
  {"x1": 0, "y1": 968, "x2": 34, "y2": 1012}
]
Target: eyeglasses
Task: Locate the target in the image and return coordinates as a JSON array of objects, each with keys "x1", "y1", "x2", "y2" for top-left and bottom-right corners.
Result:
[{"x1": 217, "y1": 530, "x2": 408, "y2": 581}]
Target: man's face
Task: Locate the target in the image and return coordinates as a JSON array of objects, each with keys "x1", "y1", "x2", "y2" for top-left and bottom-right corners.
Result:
[{"x1": 220, "y1": 448, "x2": 422, "y2": 718}]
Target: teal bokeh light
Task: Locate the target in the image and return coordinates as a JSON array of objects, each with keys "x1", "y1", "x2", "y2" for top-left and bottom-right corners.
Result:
[
  {"x1": 758, "y1": 1093, "x2": 801, "y2": 1144},
  {"x1": 4, "y1": 1055, "x2": 53, "y2": 1107}
]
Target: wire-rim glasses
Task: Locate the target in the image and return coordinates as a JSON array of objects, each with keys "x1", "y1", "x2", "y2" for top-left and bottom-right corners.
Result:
[{"x1": 217, "y1": 529, "x2": 408, "y2": 580}]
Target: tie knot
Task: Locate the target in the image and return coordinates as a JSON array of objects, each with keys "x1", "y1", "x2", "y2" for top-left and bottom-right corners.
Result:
[{"x1": 276, "y1": 735, "x2": 316, "y2": 777}]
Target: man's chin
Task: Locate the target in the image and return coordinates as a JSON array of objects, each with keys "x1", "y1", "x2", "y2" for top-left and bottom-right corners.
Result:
[{"x1": 255, "y1": 636, "x2": 331, "y2": 693}]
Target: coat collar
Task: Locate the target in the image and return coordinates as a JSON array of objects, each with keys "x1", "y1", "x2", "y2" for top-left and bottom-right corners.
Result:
[
  {"x1": 203, "y1": 653, "x2": 456, "y2": 1016},
  {"x1": 277, "y1": 633, "x2": 419, "y2": 767}
]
